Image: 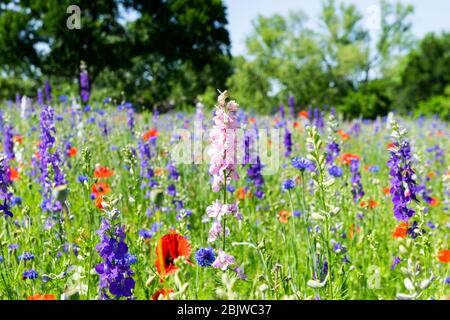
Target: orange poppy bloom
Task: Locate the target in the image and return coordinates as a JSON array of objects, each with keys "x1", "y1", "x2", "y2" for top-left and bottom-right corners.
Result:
[
  {"x1": 383, "y1": 187, "x2": 391, "y2": 195},
  {"x1": 92, "y1": 182, "x2": 111, "y2": 197},
  {"x1": 248, "y1": 117, "x2": 256, "y2": 124},
  {"x1": 152, "y1": 288, "x2": 174, "y2": 300},
  {"x1": 27, "y1": 293, "x2": 56, "y2": 300},
  {"x1": 13, "y1": 135, "x2": 23, "y2": 145},
  {"x1": 96, "y1": 197, "x2": 105, "y2": 209},
  {"x1": 8, "y1": 167, "x2": 19, "y2": 181},
  {"x1": 392, "y1": 222, "x2": 408, "y2": 238},
  {"x1": 155, "y1": 231, "x2": 192, "y2": 277},
  {"x1": 360, "y1": 199, "x2": 379, "y2": 209},
  {"x1": 34, "y1": 151, "x2": 41, "y2": 160},
  {"x1": 436, "y1": 130, "x2": 444, "y2": 137},
  {"x1": 298, "y1": 111, "x2": 308, "y2": 119},
  {"x1": 369, "y1": 200, "x2": 378, "y2": 209},
  {"x1": 438, "y1": 249, "x2": 450, "y2": 263},
  {"x1": 236, "y1": 187, "x2": 247, "y2": 200},
  {"x1": 429, "y1": 197, "x2": 440, "y2": 207},
  {"x1": 427, "y1": 171, "x2": 436, "y2": 178},
  {"x1": 337, "y1": 129, "x2": 350, "y2": 141},
  {"x1": 387, "y1": 143, "x2": 396, "y2": 150},
  {"x1": 94, "y1": 166, "x2": 114, "y2": 179},
  {"x1": 340, "y1": 153, "x2": 361, "y2": 165},
  {"x1": 278, "y1": 210, "x2": 291, "y2": 224},
  {"x1": 143, "y1": 128, "x2": 159, "y2": 141},
  {"x1": 154, "y1": 167, "x2": 165, "y2": 177},
  {"x1": 67, "y1": 147, "x2": 77, "y2": 157}
]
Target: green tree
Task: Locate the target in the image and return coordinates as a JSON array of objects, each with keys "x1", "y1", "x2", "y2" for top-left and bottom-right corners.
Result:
[
  {"x1": 0, "y1": 0, "x2": 231, "y2": 108},
  {"x1": 227, "y1": 0, "x2": 414, "y2": 117},
  {"x1": 398, "y1": 32, "x2": 450, "y2": 112}
]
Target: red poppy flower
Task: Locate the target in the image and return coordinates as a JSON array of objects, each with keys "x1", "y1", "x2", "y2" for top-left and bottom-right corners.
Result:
[
  {"x1": 293, "y1": 121, "x2": 300, "y2": 128},
  {"x1": 143, "y1": 128, "x2": 159, "y2": 141},
  {"x1": 155, "y1": 231, "x2": 192, "y2": 277},
  {"x1": 67, "y1": 147, "x2": 77, "y2": 157},
  {"x1": 438, "y1": 249, "x2": 450, "y2": 263},
  {"x1": 27, "y1": 293, "x2": 56, "y2": 300},
  {"x1": 152, "y1": 288, "x2": 174, "y2": 300},
  {"x1": 298, "y1": 111, "x2": 308, "y2": 119},
  {"x1": 340, "y1": 153, "x2": 361, "y2": 165},
  {"x1": 92, "y1": 182, "x2": 111, "y2": 197},
  {"x1": 34, "y1": 151, "x2": 41, "y2": 160},
  {"x1": 94, "y1": 166, "x2": 114, "y2": 179},
  {"x1": 383, "y1": 187, "x2": 391, "y2": 195},
  {"x1": 8, "y1": 167, "x2": 19, "y2": 181},
  {"x1": 392, "y1": 223, "x2": 408, "y2": 238},
  {"x1": 248, "y1": 117, "x2": 256, "y2": 124}
]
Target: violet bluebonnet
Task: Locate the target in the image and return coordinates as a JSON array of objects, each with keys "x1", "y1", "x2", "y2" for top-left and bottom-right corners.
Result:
[
  {"x1": 288, "y1": 95, "x2": 295, "y2": 118},
  {"x1": 326, "y1": 141, "x2": 340, "y2": 165},
  {"x1": 391, "y1": 256, "x2": 401, "y2": 270},
  {"x1": 292, "y1": 157, "x2": 313, "y2": 171},
  {"x1": 3, "y1": 124, "x2": 15, "y2": 162},
  {"x1": 195, "y1": 247, "x2": 216, "y2": 267},
  {"x1": 37, "y1": 89, "x2": 44, "y2": 105},
  {"x1": 387, "y1": 121, "x2": 418, "y2": 221},
  {"x1": 284, "y1": 128, "x2": 292, "y2": 158},
  {"x1": 22, "y1": 269, "x2": 38, "y2": 280},
  {"x1": 350, "y1": 159, "x2": 364, "y2": 203},
  {"x1": 0, "y1": 156, "x2": 14, "y2": 218},
  {"x1": 167, "y1": 184, "x2": 176, "y2": 197},
  {"x1": 126, "y1": 107, "x2": 135, "y2": 134},
  {"x1": 328, "y1": 165, "x2": 343, "y2": 178},
  {"x1": 80, "y1": 65, "x2": 90, "y2": 103},
  {"x1": 18, "y1": 252, "x2": 34, "y2": 261},
  {"x1": 282, "y1": 179, "x2": 296, "y2": 191},
  {"x1": 95, "y1": 217, "x2": 135, "y2": 300},
  {"x1": 39, "y1": 105, "x2": 67, "y2": 214},
  {"x1": 279, "y1": 103, "x2": 285, "y2": 119},
  {"x1": 45, "y1": 80, "x2": 52, "y2": 102},
  {"x1": 246, "y1": 157, "x2": 265, "y2": 199},
  {"x1": 167, "y1": 162, "x2": 180, "y2": 181}
]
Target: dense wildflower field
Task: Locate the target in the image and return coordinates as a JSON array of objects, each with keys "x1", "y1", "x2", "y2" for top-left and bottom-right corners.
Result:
[{"x1": 0, "y1": 90, "x2": 448, "y2": 300}]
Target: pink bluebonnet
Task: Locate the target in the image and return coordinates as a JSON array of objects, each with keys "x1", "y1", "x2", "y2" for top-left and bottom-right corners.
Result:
[
  {"x1": 212, "y1": 249, "x2": 235, "y2": 271},
  {"x1": 207, "y1": 90, "x2": 240, "y2": 193},
  {"x1": 208, "y1": 221, "x2": 229, "y2": 242}
]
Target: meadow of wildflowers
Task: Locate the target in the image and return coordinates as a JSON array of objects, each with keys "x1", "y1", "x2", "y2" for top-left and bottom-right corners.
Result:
[{"x1": 0, "y1": 85, "x2": 448, "y2": 301}]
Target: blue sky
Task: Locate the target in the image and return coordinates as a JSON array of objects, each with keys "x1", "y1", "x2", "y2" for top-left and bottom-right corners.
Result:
[{"x1": 224, "y1": 0, "x2": 450, "y2": 56}]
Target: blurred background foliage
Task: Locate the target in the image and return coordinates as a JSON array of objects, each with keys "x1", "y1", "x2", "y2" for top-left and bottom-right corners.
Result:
[{"x1": 0, "y1": 0, "x2": 449, "y2": 119}]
